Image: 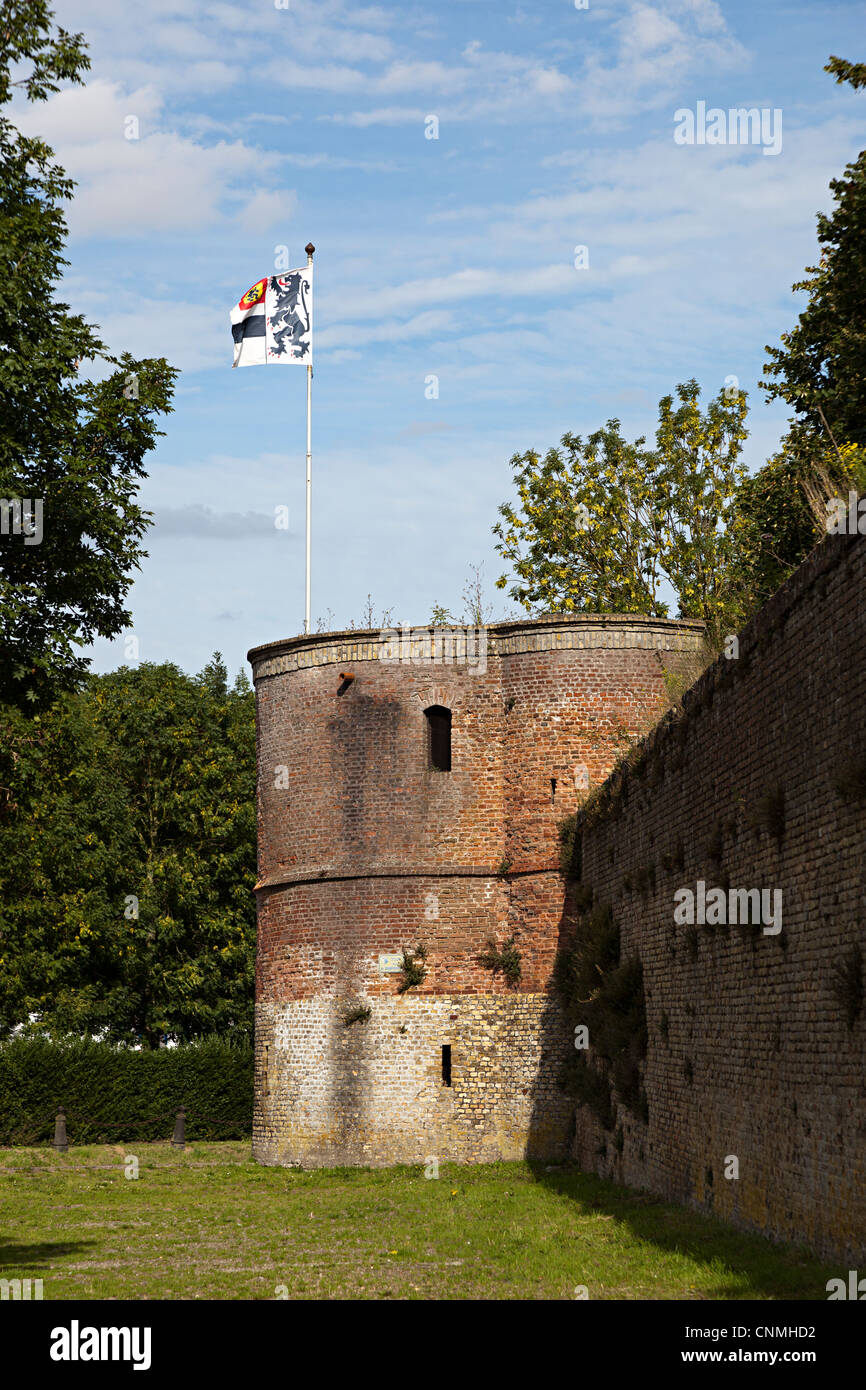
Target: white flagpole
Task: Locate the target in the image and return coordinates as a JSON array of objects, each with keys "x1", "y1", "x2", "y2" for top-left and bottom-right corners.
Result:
[{"x1": 304, "y1": 242, "x2": 315, "y2": 635}]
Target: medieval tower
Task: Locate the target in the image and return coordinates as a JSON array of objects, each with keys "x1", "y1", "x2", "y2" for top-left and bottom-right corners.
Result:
[{"x1": 248, "y1": 613, "x2": 705, "y2": 1168}]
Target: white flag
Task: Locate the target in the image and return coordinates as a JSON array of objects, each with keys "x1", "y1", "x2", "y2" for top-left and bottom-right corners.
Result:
[{"x1": 231, "y1": 269, "x2": 312, "y2": 368}]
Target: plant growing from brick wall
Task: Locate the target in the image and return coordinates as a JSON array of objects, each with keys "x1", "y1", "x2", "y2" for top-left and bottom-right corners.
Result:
[
  {"x1": 569, "y1": 733, "x2": 662, "y2": 840},
  {"x1": 557, "y1": 812, "x2": 580, "y2": 876},
  {"x1": 831, "y1": 945, "x2": 863, "y2": 1029},
  {"x1": 558, "y1": 1052, "x2": 614, "y2": 1131},
  {"x1": 661, "y1": 840, "x2": 685, "y2": 874},
  {"x1": 632, "y1": 864, "x2": 656, "y2": 896},
  {"x1": 749, "y1": 784, "x2": 785, "y2": 839},
  {"x1": 570, "y1": 881, "x2": 593, "y2": 913},
  {"x1": 554, "y1": 904, "x2": 648, "y2": 1129},
  {"x1": 661, "y1": 665, "x2": 693, "y2": 710},
  {"x1": 479, "y1": 936, "x2": 522, "y2": 987},
  {"x1": 704, "y1": 820, "x2": 724, "y2": 865},
  {"x1": 343, "y1": 1003, "x2": 371, "y2": 1026},
  {"x1": 834, "y1": 758, "x2": 866, "y2": 802},
  {"x1": 397, "y1": 944, "x2": 427, "y2": 994}
]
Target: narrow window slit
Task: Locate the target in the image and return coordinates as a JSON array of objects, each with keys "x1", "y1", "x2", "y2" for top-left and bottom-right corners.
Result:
[
  {"x1": 425, "y1": 705, "x2": 452, "y2": 771},
  {"x1": 441, "y1": 1044, "x2": 452, "y2": 1086}
]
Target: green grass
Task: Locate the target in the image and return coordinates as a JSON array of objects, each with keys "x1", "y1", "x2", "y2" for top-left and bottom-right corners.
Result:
[{"x1": 0, "y1": 1142, "x2": 833, "y2": 1300}]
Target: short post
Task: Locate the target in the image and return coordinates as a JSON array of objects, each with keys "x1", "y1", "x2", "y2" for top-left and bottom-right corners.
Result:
[
  {"x1": 52, "y1": 1106, "x2": 68, "y2": 1154},
  {"x1": 171, "y1": 1106, "x2": 186, "y2": 1148}
]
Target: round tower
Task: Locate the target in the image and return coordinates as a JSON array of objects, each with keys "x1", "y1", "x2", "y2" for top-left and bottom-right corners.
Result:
[{"x1": 248, "y1": 613, "x2": 705, "y2": 1167}]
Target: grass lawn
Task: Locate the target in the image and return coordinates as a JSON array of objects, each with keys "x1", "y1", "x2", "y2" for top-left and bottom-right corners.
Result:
[{"x1": 0, "y1": 1141, "x2": 834, "y2": 1300}]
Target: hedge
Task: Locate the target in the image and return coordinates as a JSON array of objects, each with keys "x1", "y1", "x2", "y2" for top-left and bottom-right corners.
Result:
[{"x1": 0, "y1": 1036, "x2": 253, "y2": 1145}]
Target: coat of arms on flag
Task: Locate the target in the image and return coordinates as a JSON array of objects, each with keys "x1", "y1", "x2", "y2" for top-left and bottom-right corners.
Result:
[{"x1": 231, "y1": 269, "x2": 312, "y2": 368}]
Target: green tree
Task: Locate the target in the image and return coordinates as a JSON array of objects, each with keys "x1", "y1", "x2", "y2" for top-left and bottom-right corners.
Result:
[
  {"x1": 731, "y1": 438, "x2": 820, "y2": 613},
  {"x1": 0, "y1": 2, "x2": 177, "y2": 710},
  {"x1": 731, "y1": 53, "x2": 866, "y2": 608},
  {"x1": 825, "y1": 54, "x2": 866, "y2": 91},
  {"x1": 761, "y1": 56, "x2": 866, "y2": 454},
  {"x1": 0, "y1": 659, "x2": 256, "y2": 1046},
  {"x1": 653, "y1": 381, "x2": 750, "y2": 639},
  {"x1": 731, "y1": 427, "x2": 866, "y2": 621},
  {"x1": 494, "y1": 380, "x2": 749, "y2": 646}
]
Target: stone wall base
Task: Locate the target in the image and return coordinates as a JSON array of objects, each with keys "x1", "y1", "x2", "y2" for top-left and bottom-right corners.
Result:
[{"x1": 253, "y1": 992, "x2": 572, "y2": 1168}]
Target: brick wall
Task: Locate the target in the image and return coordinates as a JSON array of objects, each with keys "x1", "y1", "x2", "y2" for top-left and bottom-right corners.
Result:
[
  {"x1": 567, "y1": 533, "x2": 866, "y2": 1264},
  {"x1": 249, "y1": 615, "x2": 705, "y2": 1168}
]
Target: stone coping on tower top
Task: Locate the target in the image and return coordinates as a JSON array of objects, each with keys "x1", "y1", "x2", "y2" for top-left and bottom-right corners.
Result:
[{"x1": 247, "y1": 612, "x2": 706, "y2": 682}]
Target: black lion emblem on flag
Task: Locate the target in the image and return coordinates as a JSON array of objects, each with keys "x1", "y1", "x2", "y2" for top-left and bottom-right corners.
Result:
[{"x1": 268, "y1": 273, "x2": 311, "y2": 360}]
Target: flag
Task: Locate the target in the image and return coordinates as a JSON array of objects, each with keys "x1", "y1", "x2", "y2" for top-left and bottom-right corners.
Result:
[{"x1": 231, "y1": 269, "x2": 313, "y2": 368}]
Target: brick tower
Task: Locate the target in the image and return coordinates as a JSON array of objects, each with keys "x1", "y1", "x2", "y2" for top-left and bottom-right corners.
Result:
[{"x1": 248, "y1": 613, "x2": 705, "y2": 1167}]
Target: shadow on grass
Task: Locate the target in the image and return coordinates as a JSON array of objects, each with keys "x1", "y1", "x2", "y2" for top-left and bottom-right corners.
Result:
[
  {"x1": 0, "y1": 1236, "x2": 96, "y2": 1271},
  {"x1": 526, "y1": 1162, "x2": 835, "y2": 1300}
]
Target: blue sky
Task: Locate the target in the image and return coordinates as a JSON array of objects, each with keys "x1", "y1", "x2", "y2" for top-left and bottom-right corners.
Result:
[{"x1": 16, "y1": 0, "x2": 865, "y2": 680}]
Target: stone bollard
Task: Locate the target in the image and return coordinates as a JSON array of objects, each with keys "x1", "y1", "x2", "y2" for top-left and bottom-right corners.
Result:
[
  {"x1": 53, "y1": 1106, "x2": 68, "y2": 1154},
  {"x1": 171, "y1": 1106, "x2": 186, "y2": 1148}
]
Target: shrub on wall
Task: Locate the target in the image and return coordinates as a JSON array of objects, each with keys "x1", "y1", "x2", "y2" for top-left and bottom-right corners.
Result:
[
  {"x1": 0, "y1": 1036, "x2": 253, "y2": 1145},
  {"x1": 397, "y1": 944, "x2": 427, "y2": 993},
  {"x1": 831, "y1": 945, "x2": 864, "y2": 1030},
  {"x1": 479, "y1": 936, "x2": 522, "y2": 986},
  {"x1": 555, "y1": 904, "x2": 648, "y2": 1130}
]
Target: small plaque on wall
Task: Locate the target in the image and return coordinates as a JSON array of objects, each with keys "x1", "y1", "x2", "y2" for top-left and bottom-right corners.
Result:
[{"x1": 378, "y1": 953, "x2": 402, "y2": 975}]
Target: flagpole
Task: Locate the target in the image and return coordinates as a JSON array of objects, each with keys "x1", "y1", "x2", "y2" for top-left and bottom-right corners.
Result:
[{"x1": 304, "y1": 242, "x2": 315, "y2": 635}]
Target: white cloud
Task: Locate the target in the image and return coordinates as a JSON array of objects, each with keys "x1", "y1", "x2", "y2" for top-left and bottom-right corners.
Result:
[
  {"x1": 430, "y1": 118, "x2": 861, "y2": 271},
  {"x1": 579, "y1": 0, "x2": 750, "y2": 121},
  {"x1": 325, "y1": 105, "x2": 426, "y2": 127},
  {"x1": 12, "y1": 79, "x2": 293, "y2": 237},
  {"x1": 668, "y1": 0, "x2": 727, "y2": 33},
  {"x1": 76, "y1": 297, "x2": 228, "y2": 374},
  {"x1": 532, "y1": 67, "x2": 572, "y2": 96},
  {"x1": 40, "y1": 0, "x2": 725, "y2": 138},
  {"x1": 317, "y1": 310, "x2": 455, "y2": 350},
  {"x1": 375, "y1": 60, "x2": 472, "y2": 95},
  {"x1": 262, "y1": 60, "x2": 370, "y2": 93},
  {"x1": 11, "y1": 77, "x2": 163, "y2": 143},
  {"x1": 51, "y1": 0, "x2": 397, "y2": 87},
  {"x1": 278, "y1": 151, "x2": 400, "y2": 171},
  {"x1": 330, "y1": 264, "x2": 579, "y2": 320},
  {"x1": 153, "y1": 504, "x2": 283, "y2": 538},
  {"x1": 235, "y1": 188, "x2": 298, "y2": 234},
  {"x1": 140, "y1": 451, "x2": 304, "y2": 514}
]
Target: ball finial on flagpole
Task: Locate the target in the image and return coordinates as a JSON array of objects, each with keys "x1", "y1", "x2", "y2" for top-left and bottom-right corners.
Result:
[{"x1": 305, "y1": 243, "x2": 315, "y2": 257}]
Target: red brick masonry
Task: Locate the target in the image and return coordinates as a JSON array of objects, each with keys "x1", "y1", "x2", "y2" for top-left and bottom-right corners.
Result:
[
  {"x1": 247, "y1": 615, "x2": 704, "y2": 1170},
  {"x1": 572, "y1": 533, "x2": 866, "y2": 1264}
]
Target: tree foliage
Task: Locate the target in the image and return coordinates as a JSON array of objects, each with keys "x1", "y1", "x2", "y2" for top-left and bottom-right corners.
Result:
[
  {"x1": 730, "y1": 438, "x2": 820, "y2": 613},
  {"x1": 0, "y1": 1, "x2": 177, "y2": 709},
  {"x1": 824, "y1": 54, "x2": 866, "y2": 91},
  {"x1": 733, "y1": 429, "x2": 866, "y2": 614},
  {"x1": 741, "y1": 54, "x2": 866, "y2": 594},
  {"x1": 494, "y1": 380, "x2": 749, "y2": 646},
  {"x1": 761, "y1": 56, "x2": 866, "y2": 453},
  {"x1": 0, "y1": 658, "x2": 256, "y2": 1047}
]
